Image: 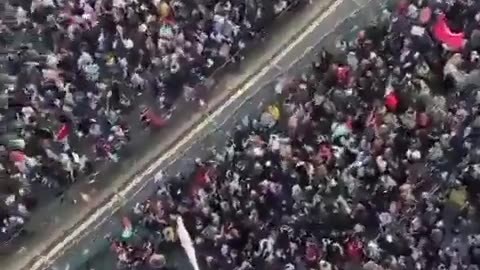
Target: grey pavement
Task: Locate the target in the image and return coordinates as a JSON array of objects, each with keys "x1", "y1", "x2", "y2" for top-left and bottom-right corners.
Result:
[
  {"x1": 0, "y1": 0, "x2": 366, "y2": 269},
  {"x1": 36, "y1": 0, "x2": 388, "y2": 269}
]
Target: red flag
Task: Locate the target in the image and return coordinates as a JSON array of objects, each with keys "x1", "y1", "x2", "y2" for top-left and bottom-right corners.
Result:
[
  {"x1": 432, "y1": 13, "x2": 465, "y2": 51},
  {"x1": 56, "y1": 123, "x2": 70, "y2": 141},
  {"x1": 384, "y1": 92, "x2": 399, "y2": 112}
]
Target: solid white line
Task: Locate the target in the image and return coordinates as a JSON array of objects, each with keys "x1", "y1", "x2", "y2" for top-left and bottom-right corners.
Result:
[{"x1": 28, "y1": 0, "x2": 348, "y2": 269}]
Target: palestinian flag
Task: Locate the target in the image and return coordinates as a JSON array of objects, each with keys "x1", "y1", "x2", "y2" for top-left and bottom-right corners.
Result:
[{"x1": 121, "y1": 217, "x2": 134, "y2": 239}]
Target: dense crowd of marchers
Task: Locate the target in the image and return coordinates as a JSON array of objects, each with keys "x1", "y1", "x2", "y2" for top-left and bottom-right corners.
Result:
[
  {"x1": 0, "y1": 0, "x2": 307, "y2": 243},
  {"x1": 107, "y1": 0, "x2": 480, "y2": 269}
]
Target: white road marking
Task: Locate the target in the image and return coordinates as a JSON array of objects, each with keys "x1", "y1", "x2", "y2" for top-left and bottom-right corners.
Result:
[
  {"x1": 351, "y1": 0, "x2": 365, "y2": 8},
  {"x1": 27, "y1": 0, "x2": 352, "y2": 269}
]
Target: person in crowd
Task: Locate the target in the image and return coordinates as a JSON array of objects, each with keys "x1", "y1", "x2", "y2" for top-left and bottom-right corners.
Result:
[
  {"x1": 0, "y1": 0, "x2": 307, "y2": 243},
  {"x1": 108, "y1": 0, "x2": 480, "y2": 269}
]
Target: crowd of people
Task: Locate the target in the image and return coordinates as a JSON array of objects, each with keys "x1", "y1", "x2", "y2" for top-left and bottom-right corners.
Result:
[
  {"x1": 0, "y1": 0, "x2": 307, "y2": 243},
  {"x1": 108, "y1": 0, "x2": 480, "y2": 269}
]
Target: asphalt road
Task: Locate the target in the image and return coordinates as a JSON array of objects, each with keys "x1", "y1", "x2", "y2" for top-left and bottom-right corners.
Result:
[{"x1": 36, "y1": 0, "x2": 388, "y2": 269}]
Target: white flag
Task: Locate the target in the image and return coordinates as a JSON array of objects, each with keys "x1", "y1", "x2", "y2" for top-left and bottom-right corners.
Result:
[{"x1": 177, "y1": 216, "x2": 200, "y2": 270}]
